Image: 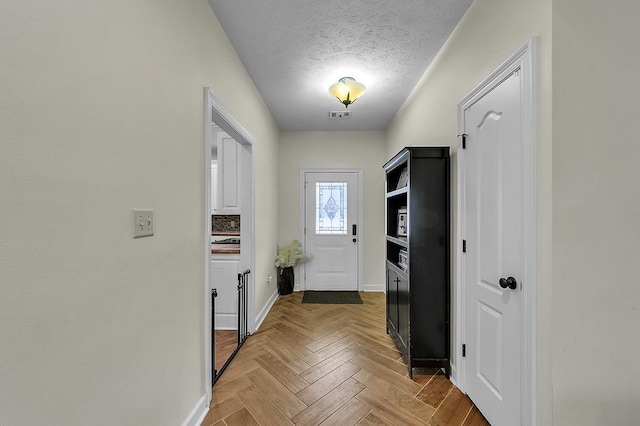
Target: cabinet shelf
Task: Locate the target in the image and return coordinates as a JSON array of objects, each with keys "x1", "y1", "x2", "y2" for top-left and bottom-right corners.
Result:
[
  {"x1": 386, "y1": 187, "x2": 408, "y2": 198},
  {"x1": 386, "y1": 260, "x2": 408, "y2": 278},
  {"x1": 386, "y1": 235, "x2": 408, "y2": 248}
]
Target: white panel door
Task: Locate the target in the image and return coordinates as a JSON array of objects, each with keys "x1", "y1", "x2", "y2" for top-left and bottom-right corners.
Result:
[
  {"x1": 464, "y1": 70, "x2": 523, "y2": 425},
  {"x1": 211, "y1": 163, "x2": 218, "y2": 213},
  {"x1": 304, "y1": 172, "x2": 358, "y2": 291},
  {"x1": 217, "y1": 133, "x2": 240, "y2": 214},
  {"x1": 210, "y1": 259, "x2": 238, "y2": 330}
]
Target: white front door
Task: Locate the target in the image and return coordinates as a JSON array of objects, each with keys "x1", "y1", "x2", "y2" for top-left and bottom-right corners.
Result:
[
  {"x1": 463, "y1": 70, "x2": 523, "y2": 425},
  {"x1": 303, "y1": 172, "x2": 359, "y2": 291}
]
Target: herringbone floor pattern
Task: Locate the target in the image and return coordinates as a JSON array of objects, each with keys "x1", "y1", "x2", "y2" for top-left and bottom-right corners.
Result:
[
  {"x1": 215, "y1": 330, "x2": 238, "y2": 372},
  {"x1": 202, "y1": 292, "x2": 489, "y2": 426}
]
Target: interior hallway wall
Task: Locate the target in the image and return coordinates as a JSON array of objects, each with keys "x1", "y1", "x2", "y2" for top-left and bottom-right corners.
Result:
[
  {"x1": 0, "y1": 0, "x2": 279, "y2": 424},
  {"x1": 552, "y1": 0, "x2": 640, "y2": 423},
  {"x1": 385, "y1": 0, "x2": 553, "y2": 423},
  {"x1": 278, "y1": 131, "x2": 387, "y2": 290}
]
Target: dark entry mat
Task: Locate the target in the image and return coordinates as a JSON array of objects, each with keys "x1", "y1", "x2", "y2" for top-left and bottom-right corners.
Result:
[{"x1": 301, "y1": 291, "x2": 363, "y2": 304}]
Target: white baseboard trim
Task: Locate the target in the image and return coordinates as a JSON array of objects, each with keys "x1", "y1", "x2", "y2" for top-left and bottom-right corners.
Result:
[
  {"x1": 254, "y1": 289, "x2": 278, "y2": 331},
  {"x1": 449, "y1": 364, "x2": 459, "y2": 389},
  {"x1": 363, "y1": 283, "x2": 385, "y2": 292},
  {"x1": 181, "y1": 393, "x2": 208, "y2": 426},
  {"x1": 215, "y1": 313, "x2": 237, "y2": 330}
]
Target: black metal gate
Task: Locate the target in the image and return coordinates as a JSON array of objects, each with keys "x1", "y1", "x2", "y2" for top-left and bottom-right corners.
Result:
[{"x1": 212, "y1": 269, "x2": 251, "y2": 385}]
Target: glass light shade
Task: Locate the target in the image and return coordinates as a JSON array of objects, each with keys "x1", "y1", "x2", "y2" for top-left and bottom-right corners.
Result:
[
  {"x1": 329, "y1": 82, "x2": 349, "y2": 99},
  {"x1": 329, "y1": 77, "x2": 366, "y2": 107}
]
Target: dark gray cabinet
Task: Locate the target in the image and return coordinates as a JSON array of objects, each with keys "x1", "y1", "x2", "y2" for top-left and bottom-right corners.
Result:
[
  {"x1": 386, "y1": 264, "x2": 409, "y2": 352},
  {"x1": 384, "y1": 147, "x2": 450, "y2": 377},
  {"x1": 386, "y1": 266, "x2": 399, "y2": 336}
]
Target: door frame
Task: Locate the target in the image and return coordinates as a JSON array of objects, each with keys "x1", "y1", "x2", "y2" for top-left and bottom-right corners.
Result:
[
  {"x1": 455, "y1": 39, "x2": 537, "y2": 425},
  {"x1": 298, "y1": 168, "x2": 364, "y2": 291},
  {"x1": 203, "y1": 88, "x2": 256, "y2": 404}
]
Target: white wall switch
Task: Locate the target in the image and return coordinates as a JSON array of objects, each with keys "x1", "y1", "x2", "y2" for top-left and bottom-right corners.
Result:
[{"x1": 133, "y1": 209, "x2": 154, "y2": 238}]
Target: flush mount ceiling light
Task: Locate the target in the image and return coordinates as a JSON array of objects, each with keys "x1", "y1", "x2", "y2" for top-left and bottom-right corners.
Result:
[{"x1": 328, "y1": 77, "x2": 366, "y2": 108}]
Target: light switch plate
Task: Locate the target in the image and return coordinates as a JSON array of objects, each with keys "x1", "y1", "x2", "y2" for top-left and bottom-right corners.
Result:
[{"x1": 133, "y1": 209, "x2": 154, "y2": 238}]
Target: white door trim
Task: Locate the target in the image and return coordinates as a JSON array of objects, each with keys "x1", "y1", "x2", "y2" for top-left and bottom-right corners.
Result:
[
  {"x1": 203, "y1": 88, "x2": 256, "y2": 405},
  {"x1": 299, "y1": 168, "x2": 364, "y2": 292},
  {"x1": 455, "y1": 39, "x2": 537, "y2": 426}
]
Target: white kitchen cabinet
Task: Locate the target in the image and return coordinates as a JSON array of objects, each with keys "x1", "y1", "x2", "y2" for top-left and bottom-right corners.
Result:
[
  {"x1": 211, "y1": 162, "x2": 218, "y2": 213},
  {"x1": 210, "y1": 257, "x2": 239, "y2": 330},
  {"x1": 215, "y1": 132, "x2": 241, "y2": 215}
]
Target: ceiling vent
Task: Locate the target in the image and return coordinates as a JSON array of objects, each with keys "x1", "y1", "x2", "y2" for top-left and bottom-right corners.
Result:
[{"x1": 329, "y1": 111, "x2": 352, "y2": 119}]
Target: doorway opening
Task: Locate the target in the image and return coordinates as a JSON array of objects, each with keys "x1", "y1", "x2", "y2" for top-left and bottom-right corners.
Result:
[{"x1": 203, "y1": 88, "x2": 255, "y2": 402}]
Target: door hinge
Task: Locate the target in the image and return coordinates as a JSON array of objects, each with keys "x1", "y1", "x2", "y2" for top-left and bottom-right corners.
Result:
[
  {"x1": 462, "y1": 344, "x2": 466, "y2": 357},
  {"x1": 304, "y1": 227, "x2": 306, "y2": 235},
  {"x1": 462, "y1": 239, "x2": 466, "y2": 253},
  {"x1": 458, "y1": 133, "x2": 467, "y2": 149}
]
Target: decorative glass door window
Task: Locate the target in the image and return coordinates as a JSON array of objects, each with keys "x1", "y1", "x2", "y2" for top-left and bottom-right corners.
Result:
[{"x1": 315, "y1": 182, "x2": 347, "y2": 234}]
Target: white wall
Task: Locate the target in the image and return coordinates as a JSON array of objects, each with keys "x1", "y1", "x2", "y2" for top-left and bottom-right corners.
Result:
[
  {"x1": 386, "y1": 0, "x2": 553, "y2": 423},
  {"x1": 552, "y1": 0, "x2": 640, "y2": 423},
  {"x1": 278, "y1": 131, "x2": 387, "y2": 290},
  {"x1": 0, "y1": 1, "x2": 278, "y2": 424}
]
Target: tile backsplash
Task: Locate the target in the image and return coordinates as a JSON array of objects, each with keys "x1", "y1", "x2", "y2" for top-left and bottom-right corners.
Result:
[{"x1": 212, "y1": 215, "x2": 240, "y2": 233}]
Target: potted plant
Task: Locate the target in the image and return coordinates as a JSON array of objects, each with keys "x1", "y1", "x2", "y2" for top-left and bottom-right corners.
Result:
[{"x1": 274, "y1": 240, "x2": 312, "y2": 295}]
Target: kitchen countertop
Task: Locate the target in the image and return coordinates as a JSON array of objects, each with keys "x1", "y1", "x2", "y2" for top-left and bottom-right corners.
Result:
[
  {"x1": 212, "y1": 244, "x2": 240, "y2": 254},
  {"x1": 211, "y1": 231, "x2": 240, "y2": 254}
]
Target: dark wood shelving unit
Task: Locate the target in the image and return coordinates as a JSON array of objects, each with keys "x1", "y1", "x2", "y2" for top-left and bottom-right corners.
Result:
[{"x1": 383, "y1": 146, "x2": 450, "y2": 377}]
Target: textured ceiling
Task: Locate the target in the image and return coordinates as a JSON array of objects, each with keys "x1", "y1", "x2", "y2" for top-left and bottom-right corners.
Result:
[{"x1": 207, "y1": 0, "x2": 473, "y2": 131}]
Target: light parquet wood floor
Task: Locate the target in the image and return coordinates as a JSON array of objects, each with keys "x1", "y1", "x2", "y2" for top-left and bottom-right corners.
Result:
[
  {"x1": 215, "y1": 330, "x2": 238, "y2": 372},
  {"x1": 202, "y1": 292, "x2": 490, "y2": 426}
]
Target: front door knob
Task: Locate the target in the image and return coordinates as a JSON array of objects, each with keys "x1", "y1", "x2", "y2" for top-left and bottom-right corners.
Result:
[{"x1": 499, "y1": 276, "x2": 517, "y2": 290}]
